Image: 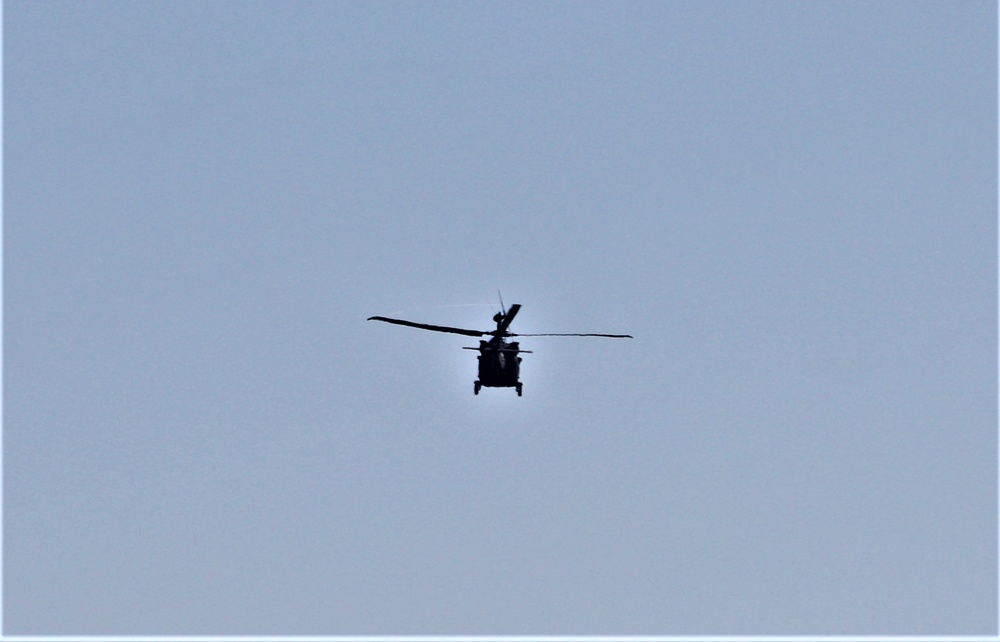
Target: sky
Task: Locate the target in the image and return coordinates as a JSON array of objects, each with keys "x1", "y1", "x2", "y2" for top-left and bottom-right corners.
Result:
[{"x1": 4, "y1": 0, "x2": 997, "y2": 636}]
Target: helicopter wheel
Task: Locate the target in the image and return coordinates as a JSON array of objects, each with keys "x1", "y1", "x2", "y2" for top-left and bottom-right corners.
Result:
[
  {"x1": 516, "y1": 383, "x2": 523, "y2": 397},
  {"x1": 474, "y1": 381, "x2": 481, "y2": 395}
]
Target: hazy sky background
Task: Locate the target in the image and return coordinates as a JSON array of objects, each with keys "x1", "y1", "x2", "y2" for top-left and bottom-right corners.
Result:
[{"x1": 5, "y1": 1, "x2": 996, "y2": 635}]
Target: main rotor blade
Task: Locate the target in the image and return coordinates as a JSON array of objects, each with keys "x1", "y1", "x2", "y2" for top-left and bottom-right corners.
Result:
[
  {"x1": 496, "y1": 303, "x2": 521, "y2": 334},
  {"x1": 368, "y1": 316, "x2": 485, "y2": 337},
  {"x1": 508, "y1": 332, "x2": 633, "y2": 338}
]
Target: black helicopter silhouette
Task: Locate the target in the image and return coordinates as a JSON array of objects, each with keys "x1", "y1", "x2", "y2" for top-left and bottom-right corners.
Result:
[{"x1": 368, "y1": 301, "x2": 632, "y2": 396}]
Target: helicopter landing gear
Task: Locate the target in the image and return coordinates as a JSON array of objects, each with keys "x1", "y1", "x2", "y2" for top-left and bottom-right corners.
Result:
[
  {"x1": 474, "y1": 381, "x2": 481, "y2": 395},
  {"x1": 516, "y1": 383, "x2": 523, "y2": 397}
]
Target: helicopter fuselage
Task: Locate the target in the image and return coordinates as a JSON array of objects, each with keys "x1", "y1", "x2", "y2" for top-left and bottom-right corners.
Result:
[{"x1": 472, "y1": 337, "x2": 523, "y2": 396}]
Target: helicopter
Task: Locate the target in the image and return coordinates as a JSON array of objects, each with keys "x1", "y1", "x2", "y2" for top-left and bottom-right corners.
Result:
[{"x1": 368, "y1": 301, "x2": 632, "y2": 396}]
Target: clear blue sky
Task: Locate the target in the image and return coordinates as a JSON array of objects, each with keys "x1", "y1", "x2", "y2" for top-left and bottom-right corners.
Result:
[{"x1": 5, "y1": 1, "x2": 996, "y2": 635}]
